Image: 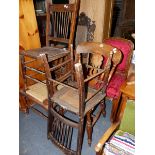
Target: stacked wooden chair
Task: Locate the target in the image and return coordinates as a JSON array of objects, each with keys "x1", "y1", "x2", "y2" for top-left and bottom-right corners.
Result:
[
  {"x1": 19, "y1": 0, "x2": 79, "y2": 117},
  {"x1": 19, "y1": 47, "x2": 72, "y2": 118},
  {"x1": 40, "y1": 42, "x2": 122, "y2": 155},
  {"x1": 45, "y1": 0, "x2": 79, "y2": 87}
]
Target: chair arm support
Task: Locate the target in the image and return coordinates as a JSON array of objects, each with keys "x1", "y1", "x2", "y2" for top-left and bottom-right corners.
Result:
[{"x1": 95, "y1": 122, "x2": 120, "y2": 153}]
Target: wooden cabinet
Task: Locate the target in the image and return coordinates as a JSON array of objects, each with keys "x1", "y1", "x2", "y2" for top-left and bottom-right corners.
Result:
[{"x1": 19, "y1": 0, "x2": 41, "y2": 112}]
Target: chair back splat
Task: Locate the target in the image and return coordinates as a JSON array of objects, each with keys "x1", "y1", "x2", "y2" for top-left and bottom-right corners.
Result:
[
  {"x1": 46, "y1": 1, "x2": 79, "y2": 50},
  {"x1": 41, "y1": 42, "x2": 122, "y2": 155}
]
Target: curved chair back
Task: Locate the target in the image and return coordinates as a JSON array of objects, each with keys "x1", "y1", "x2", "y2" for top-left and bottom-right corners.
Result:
[{"x1": 104, "y1": 37, "x2": 134, "y2": 77}]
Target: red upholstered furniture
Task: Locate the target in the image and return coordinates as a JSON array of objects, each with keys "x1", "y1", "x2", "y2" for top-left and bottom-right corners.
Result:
[{"x1": 103, "y1": 37, "x2": 134, "y2": 122}]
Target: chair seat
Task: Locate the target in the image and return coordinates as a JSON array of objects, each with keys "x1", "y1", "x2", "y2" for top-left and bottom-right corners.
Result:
[
  {"x1": 26, "y1": 82, "x2": 48, "y2": 103},
  {"x1": 51, "y1": 85, "x2": 105, "y2": 115},
  {"x1": 106, "y1": 73, "x2": 126, "y2": 99}
]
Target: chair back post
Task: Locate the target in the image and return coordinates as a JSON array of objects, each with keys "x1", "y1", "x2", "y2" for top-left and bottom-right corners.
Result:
[
  {"x1": 107, "y1": 48, "x2": 122, "y2": 83},
  {"x1": 68, "y1": 3, "x2": 78, "y2": 50},
  {"x1": 75, "y1": 63, "x2": 85, "y2": 118},
  {"x1": 70, "y1": 44, "x2": 75, "y2": 80},
  {"x1": 100, "y1": 51, "x2": 113, "y2": 88},
  {"x1": 74, "y1": 62, "x2": 86, "y2": 155},
  {"x1": 40, "y1": 54, "x2": 54, "y2": 99},
  {"x1": 20, "y1": 54, "x2": 27, "y2": 91},
  {"x1": 75, "y1": 52, "x2": 81, "y2": 64}
]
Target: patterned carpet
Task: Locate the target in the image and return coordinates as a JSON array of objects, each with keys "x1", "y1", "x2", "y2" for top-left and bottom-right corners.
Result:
[{"x1": 19, "y1": 100, "x2": 112, "y2": 155}]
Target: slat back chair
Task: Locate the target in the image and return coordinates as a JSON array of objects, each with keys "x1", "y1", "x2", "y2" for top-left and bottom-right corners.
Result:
[
  {"x1": 20, "y1": 53, "x2": 48, "y2": 118},
  {"x1": 19, "y1": 47, "x2": 72, "y2": 118},
  {"x1": 46, "y1": 1, "x2": 78, "y2": 50},
  {"x1": 40, "y1": 42, "x2": 122, "y2": 155}
]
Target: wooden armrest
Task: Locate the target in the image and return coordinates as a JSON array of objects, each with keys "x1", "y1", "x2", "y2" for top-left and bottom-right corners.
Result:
[{"x1": 95, "y1": 122, "x2": 120, "y2": 153}]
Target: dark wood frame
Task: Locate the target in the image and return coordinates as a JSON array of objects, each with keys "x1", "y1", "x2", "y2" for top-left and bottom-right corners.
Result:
[
  {"x1": 19, "y1": 46, "x2": 72, "y2": 118},
  {"x1": 46, "y1": 2, "x2": 79, "y2": 49}
]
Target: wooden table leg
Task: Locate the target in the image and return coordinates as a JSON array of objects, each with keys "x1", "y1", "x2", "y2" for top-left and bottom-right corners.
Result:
[
  {"x1": 115, "y1": 94, "x2": 128, "y2": 122},
  {"x1": 110, "y1": 96, "x2": 121, "y2": 122}
]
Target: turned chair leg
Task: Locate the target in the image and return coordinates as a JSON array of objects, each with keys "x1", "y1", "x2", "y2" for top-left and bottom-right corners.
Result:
[
  {"x1": 47, "y1": 101, "x2": 55, "y2": 140},
  {"x1": 86, "y1": 110, "x2": 92, "y2": 146},
  {"x1": 47, "y1": 111, "x2": 54, "y2": 139}
]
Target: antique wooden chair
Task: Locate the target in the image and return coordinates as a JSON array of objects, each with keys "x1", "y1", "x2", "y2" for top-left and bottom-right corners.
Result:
[
  {"x1": 46, "y1": 1, "x2": 79, "y2": 50},
  {"x1": 95, "y1": 99, "x2": 135, "y2": 155},
  {"x1": 19, "y1": 47, "x2": 72, "y2": 118},
  {"x1": 41, "y1": 42, "x2": 122, "y2": 155},
  {"x1": 103, "y1": 37, "x2": 134, "y2": 122}
]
